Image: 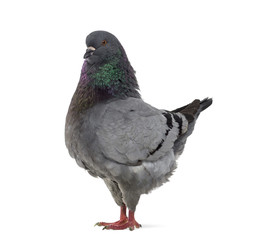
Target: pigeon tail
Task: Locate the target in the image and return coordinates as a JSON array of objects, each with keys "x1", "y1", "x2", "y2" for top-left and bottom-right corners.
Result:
[
  {"x1": 172, "y1": 98, "x2": 212, "y2": 156},
  {"x1": 199, "y1": 98, "x2": 213, "y2": 113},
  {"x1": 173, "y1": 98, "x2": 212, "y2": 123}
]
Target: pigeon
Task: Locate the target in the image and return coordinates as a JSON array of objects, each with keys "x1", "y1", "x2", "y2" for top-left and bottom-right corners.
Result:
[{"x1": 65, "y1": 30, "x2": 212, "y2": 230}]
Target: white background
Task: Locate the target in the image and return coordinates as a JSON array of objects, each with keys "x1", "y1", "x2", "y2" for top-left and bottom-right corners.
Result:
[{"x1": 1, "y1": 0, "x2": 253, "y2": 239}]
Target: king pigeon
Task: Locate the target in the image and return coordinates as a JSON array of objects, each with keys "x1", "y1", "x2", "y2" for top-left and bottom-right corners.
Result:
[{"x1": 65, "y1": 30, "x2": 212, "y2": 230}]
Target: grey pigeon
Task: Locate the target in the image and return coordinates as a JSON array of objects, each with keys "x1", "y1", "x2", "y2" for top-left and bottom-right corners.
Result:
[{"x1": 65, "y1": 30, "x2": 212, "y2": 230}]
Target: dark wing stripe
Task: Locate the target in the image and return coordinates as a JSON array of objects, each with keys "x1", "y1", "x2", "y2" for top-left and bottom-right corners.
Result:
[
  {"x1": 149, "y1": 112, "x2": 173, "y2": 156},
  {"x1": 149, "y1": 139, "x2": 165, "y2": 156},
  {"x1": 172, "y1": 113, "x2": 183, "y2": 135},
  {"x1": 162, "y1": 112, "x2": 173, "y2": 129}
]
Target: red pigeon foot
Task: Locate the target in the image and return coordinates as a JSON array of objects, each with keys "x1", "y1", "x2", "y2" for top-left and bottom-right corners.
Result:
[
  {"x1": 95, "y1": 205, "x2": 128, "y2": 227},
  {"x1": 103, "y1": 210, "x2": 141, "y2": 231}
]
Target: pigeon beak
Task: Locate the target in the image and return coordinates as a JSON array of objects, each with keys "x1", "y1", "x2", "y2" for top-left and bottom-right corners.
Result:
[{"x1": 84, "y1": 46, "x2": 96, "y2": 59}]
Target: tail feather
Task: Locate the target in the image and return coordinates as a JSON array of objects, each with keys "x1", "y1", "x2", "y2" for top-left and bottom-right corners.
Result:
[
  {"x1": 199, "y1": 98, "x2": 213, "y2": 113},
  {"x1": 172, "y1": 98, "x2": 212, "y2": 156},
  {"x1": 173, "y1": 98, "x2": 213, "y2": 123}
]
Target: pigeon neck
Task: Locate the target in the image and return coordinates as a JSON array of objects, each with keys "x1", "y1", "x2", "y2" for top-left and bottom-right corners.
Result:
[
  {"x1": 84, "y1": 50, "x2": 140, "y2": 99},
  {"x1": 69, "y1": 56, "x2": 140, "y2": 114}
]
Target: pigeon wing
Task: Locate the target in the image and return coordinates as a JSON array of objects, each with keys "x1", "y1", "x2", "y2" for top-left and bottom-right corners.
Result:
[{"x1": 95, "y1": 98, "x2": 187, "y2": 166}]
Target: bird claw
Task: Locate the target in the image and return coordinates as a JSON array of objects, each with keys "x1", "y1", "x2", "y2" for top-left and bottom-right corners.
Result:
[
  {"x1": 101, "y1": 220, "x2": 141, "y2": 230},
  {"x1": 95, "y1": 208, "x2": 140, "y2": 230},
  {"x1": 95, "y1": 216, "x2": 128, "y2": 228}
]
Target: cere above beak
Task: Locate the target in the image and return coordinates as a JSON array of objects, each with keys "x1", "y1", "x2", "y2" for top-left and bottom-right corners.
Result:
[{"x1": 84, "y1": 46, "x2": 96, "y2": 59}]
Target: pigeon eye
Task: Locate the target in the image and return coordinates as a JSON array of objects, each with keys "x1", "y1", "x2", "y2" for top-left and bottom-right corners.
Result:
[{"x1": 101, "y1": 40, "x2": 107, "y2": 46}]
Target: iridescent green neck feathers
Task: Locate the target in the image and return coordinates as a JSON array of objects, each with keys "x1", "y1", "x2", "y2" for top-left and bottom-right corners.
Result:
[{"x1": 71, "y1": 48, "x2": 140, "y2": 113}]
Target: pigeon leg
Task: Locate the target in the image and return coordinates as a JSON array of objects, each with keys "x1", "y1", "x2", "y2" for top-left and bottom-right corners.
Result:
[
  {"x1": 95, "y1": 205, "x2": 128, "y2": 227},
  {"x1": 104, "y1": 210, "x2": 141, "y2": 230}
]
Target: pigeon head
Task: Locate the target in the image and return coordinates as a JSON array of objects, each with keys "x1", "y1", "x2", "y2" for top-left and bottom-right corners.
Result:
[
  {"x1": 76, "y1": 31, "x2": 140, "y2": 107},
  {"x1": 84, "y1": 31, "x2": 124, "y2": 65}
]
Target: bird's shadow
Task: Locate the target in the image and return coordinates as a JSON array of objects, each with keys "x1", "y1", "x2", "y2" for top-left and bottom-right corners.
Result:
[{"x1": 141, "y1": 223, "x2": 166, "y2": 229}]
